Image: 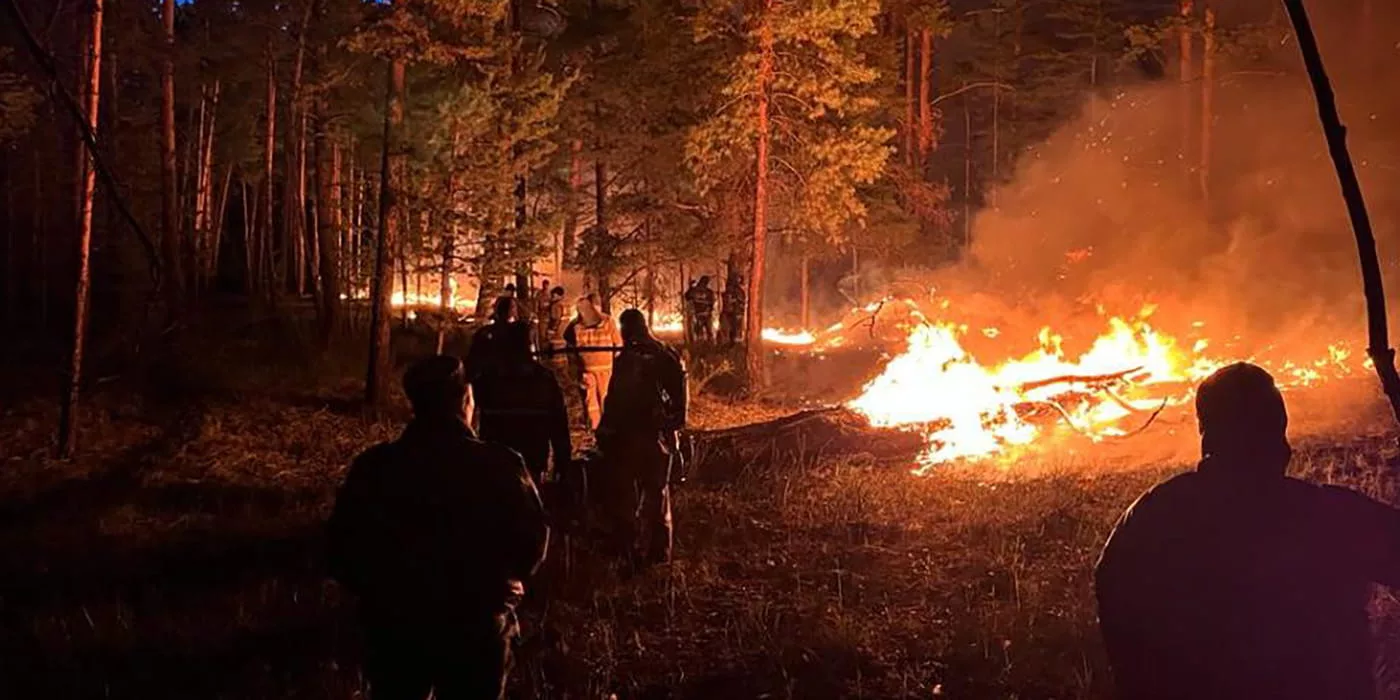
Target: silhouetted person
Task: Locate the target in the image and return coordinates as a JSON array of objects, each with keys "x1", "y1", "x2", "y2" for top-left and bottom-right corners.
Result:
[
  {"x1": 563, "y1": 293, "x2": 620, "y2": 431},
  {"x1": 684, "y1": 276, "x2": 716, "y2": 345},
  {"x1": 473, "y1": 323, "x2": 572, "y2": 484},
  {"x1": 532, "y1": 280, "x2": 552, "y2": 345},
  {"x1": 328, "y1": 355, "x2": 548, "y2": 700},
  {"x1": 721, "y1": 274, "x2": 746, "y2": 346},
  {"x1": 597, "y1": 309, "x2": 687, "y2": 568},
  {"x1": 1095, "y1": 362, "x2": 1400, "y2": 700},
  {"x1": 465, "y1": 297, "x2": 524, "y2": 387}
]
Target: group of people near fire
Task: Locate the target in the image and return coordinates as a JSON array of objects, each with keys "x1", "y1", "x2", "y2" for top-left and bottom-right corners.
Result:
[
  {"x1": 683, "y1": 273, "x2": 747, "y2": 347},
  {"x1": 327, "y1": 281, "x2": 686, "y2": 699},
  {"x1": 325, "y1": 279, "x2": 1400, "y2": 700}
]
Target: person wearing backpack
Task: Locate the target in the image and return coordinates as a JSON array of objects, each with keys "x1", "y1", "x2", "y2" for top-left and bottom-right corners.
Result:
[{"x1": 595, "y1": 309, "x2": 688, "y2": 569}]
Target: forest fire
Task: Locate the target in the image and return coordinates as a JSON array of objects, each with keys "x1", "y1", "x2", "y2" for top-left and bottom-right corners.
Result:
[{"x1": 847, "y1": 307, "x2": 1366, "y2": 472}]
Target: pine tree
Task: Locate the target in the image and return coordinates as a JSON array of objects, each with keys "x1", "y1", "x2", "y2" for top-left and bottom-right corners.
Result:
[{"x1": 689, "y1": 0, "x2": 893, "y2": 385}]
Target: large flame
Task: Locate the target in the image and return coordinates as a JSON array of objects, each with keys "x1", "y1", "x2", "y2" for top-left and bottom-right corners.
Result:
[{"x1": 846, "y1": 307, "x2": 1363, "y2": 472}]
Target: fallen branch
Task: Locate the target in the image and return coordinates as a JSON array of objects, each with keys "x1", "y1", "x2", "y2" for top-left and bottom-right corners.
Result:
[{"x1": 1018, "y1": 367, "x2": 1143, "y2": 393}]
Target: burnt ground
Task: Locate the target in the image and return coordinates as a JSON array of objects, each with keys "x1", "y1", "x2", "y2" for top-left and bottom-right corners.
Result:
[{"x1": 4, "y1": 321, "x2": 1400, "y2": 699}]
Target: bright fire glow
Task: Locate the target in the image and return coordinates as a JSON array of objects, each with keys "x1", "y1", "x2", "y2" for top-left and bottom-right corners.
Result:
[
  {"x1": 847, "y1": 309, "x2": 1363, "y2": 472},
  {"x1": 762, "y1": 328, "x2": 817, "y2": 346}
]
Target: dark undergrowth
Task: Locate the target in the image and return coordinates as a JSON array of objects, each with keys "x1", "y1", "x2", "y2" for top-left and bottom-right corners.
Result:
[{"x1": 3, "y1": 316, "x2": 1400, "y2": 699}]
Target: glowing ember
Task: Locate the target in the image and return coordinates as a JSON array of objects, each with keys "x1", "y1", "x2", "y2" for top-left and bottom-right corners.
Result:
[{"x1": 847, "y1": 309, "x2": 1362, "y2": 472}]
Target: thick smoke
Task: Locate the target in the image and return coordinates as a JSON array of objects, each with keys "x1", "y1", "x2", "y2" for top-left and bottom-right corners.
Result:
[{"x1": 928, "y1": 12, "x2": 1400, "y2": 433}]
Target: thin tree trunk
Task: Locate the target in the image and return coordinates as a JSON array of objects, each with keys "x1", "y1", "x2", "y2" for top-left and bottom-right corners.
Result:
[
  {"x1": 59, "y1": 0, "x2": 104, "y2": 458},
  {"x1": 210, "y1": 163, "x2": 232, "y2": 284},
  {"x1": 241, "y1": 176, "x2": 254, "y2": 289},
  {"x1": 262, "y1": 43, "x2": 277, "y2": 297},
  {"x1": 962, "y1": 97, "x2": 972, "y2": 247},
  {"x1": 437, "y1": 222, "x2": 454, "y2": 354},
  {"x1": 203, "y1": 82, "x2": 220, "y2": 277},
  {"x1": 1179, "y1": 0, "x2": 1194, "y2": 178},
  {"x1": 366, "y1": 58, "x2": 405, "y2": 408},
  {"x1": 284, "y1": 0, "x2": 313, "y2": 296},
  {"x1": 904, "y1": 27, "x2": 915, "y2": 168},
  {"x1": 330, "y1": 138, "x2": 343, "y2": 299},
  {"x1": 747, "y1": 0, "x2": 774, "y2": 388},
  {"x1": 399, "y1": 215, "x2": 409, "y2": 324},
  {"x1": 800, "y1": 253, "x2": 810, "y2": 328},
  {"x1": 315, "y1": 102, "x2": 341, "y2": 344},
  {"x1": 160, "y1": 0, "x2": 183, "y2": 311},
  {"x1": 594, "y1": 159, "x2": 611, "y2": 313},
  {"x1": 561, "y1": 138, "x2": 581, "y2": 274},
  {"x1": 991, "y1": 10, "x2": 1001, "y2": 201},
  {"x1": 193, "y1": 83, "x2": 208, "y2": 286},
  {"x1": 1279, "y1": 0, "x2": 1400, "y2": 425},
  {"x1": 917, "y1": 27, "x2": 933, "y2": 175},
  {"x1": 1200, "y1": 5, "x2": 1215, "y2": 202}
]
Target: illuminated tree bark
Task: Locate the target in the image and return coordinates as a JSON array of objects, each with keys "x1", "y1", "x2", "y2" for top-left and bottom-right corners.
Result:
[
  {"x1": 59, "y1": 0, "x2": 104, "y2": 457},
  {"x1": 366, "y1": 58, "x2": 404, "y2": 408},
  {"x1": 746, "y1": 0, "x2": 774, "y2": 387},
  {"x1": 1200, "y1": 5, "x2": 1215, "y2": 201},
  {"x1": 160, "y1": 0, "x2": 184, "y2": 310}
]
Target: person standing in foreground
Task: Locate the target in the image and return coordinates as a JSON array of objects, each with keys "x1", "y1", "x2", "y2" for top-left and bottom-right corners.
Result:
[
  {"x1": 328, "y1": 356, "x2": 548, "y2": 700},
  {"x1": 473, "y1": 323, "x2": 572, "y2": 485},
  {"x1": 563, "y1": 293, "x2": 620, "y2": 431},
  {"x1": 1095, "y1": 362, "x2": 1400, "y2": 700},
  {"x1": 597, "y1": 309, "x2": 687, "y2": 568}
]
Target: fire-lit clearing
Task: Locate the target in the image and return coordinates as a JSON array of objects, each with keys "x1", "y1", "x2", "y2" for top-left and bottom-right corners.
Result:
[{"x1": 847, "y1": 306, "x2": 1366, "y2": 472}]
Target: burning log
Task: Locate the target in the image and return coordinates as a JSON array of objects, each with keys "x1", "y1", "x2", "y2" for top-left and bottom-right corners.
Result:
[{"x1": 1017, "y1": 367, "x2": 1143, "y2": 393}]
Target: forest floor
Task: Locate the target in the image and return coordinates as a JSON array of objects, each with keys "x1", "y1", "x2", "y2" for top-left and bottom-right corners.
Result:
[{"x1": 4, "y1": 317, "x2": 1400, "y2": 699}]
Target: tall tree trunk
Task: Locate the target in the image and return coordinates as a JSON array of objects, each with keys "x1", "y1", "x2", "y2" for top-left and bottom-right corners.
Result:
[
  {"x1": 366, "y1": 58, "x2": 405, "y2": 408},
  {"x1": 262, "y1": 43, "x2": 277, "y2": 297},
  {"x1": 962, "y1": 97, "x2": 972, "y2": 247},
  {"x1": 59, "y1": 0, "x2": 104, "y2": 458},
  {"x1": 192, "y1": 83, "x2": 208, "y2": 290},
  {"x1": 160, "y1": 0, "x2": 184, "y2": 312},
  {"x1": 211, "y1": 163, "x2": 232, "y2": 284},
  {"x1": 331, "y1": 139, "x2": 344, "y2": 298},
  {"x1": 1279, "y1": 0, "x2": 1400, "y2": 425},
  {"x1": 1179, "y1": 0, "x2": 1194, "y2": 180},
  {"x1": 399, "y1": 206, "x2": 409, "y2": 324},
  {"x1": 917, "y1": 27, "x2": 933, "y2": 176},
  {"x1": 747, "y1": 0, "x2": 774, "y2": 388},
  {"x1": 241, "y1": 177, "x2": 254, "y2": 290},
  {"x1": 315, "y1": 103, "x2": 341, "y2": 344},
  {"x1": 284, "y1": 0, "x2": 314, "y2": 297},
  {"x1": 594, "y1": 159, "x2": 611, "y2": 313},
  {"x1": 196, "y1": 81, "x2": 220, "y2": 289},
  {"x1": 561, "y1": 139, "x2": 581, "y2": 275},
  {"x1": 991, "y1": 10, "x2": 1001, "y2": 203},
  {"x1": 800, "y1": 253, "x2": 810, "y2": 328},
  {"x1": 903, "y1": 27, "x2": 915, "y2": 168},
  {"x1": 1200, "y1": 4, "x2": 1215, "y2": 202}
]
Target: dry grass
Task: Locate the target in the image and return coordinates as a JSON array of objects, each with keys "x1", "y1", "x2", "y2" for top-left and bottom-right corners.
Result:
[{"x1": 4, "y1": 325, "x2": 1400, "y2": 699}]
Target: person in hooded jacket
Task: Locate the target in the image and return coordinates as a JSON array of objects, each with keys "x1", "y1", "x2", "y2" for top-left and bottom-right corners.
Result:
[
  {"x1": 472, "y1": 323, "x2": 572, "y2": 485},
  {"x1": 596, "y1": 309, "x2": 687, "y2": 568},
  {"x1": 1095, "y1": 362, "x2": 1400, "y2": 700},
  {"x1": 328, "y1": 355, "x2": 548, "y2": 700}
]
